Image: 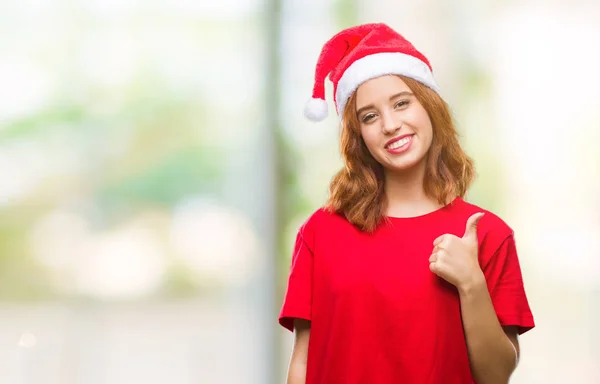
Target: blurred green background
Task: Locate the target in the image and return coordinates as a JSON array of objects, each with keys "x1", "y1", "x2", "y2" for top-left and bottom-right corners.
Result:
[{"x1": 0, "y1": 0, "x2": 599, "y2": 383}]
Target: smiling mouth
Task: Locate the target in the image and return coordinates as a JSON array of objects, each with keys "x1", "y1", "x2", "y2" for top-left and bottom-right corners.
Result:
[{"x1": 385, "y1": 135, "x2": 413, "y2": 150}]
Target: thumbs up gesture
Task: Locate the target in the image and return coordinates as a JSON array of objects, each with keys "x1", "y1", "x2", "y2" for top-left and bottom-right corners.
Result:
[{"x1": 429, "y1": 212, "x2": 486, "y2": 293}]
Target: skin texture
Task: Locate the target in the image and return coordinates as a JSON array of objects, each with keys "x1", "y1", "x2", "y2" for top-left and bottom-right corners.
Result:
[
  {"x1": 356, "y1": 75, "x2": 433, "y2": 175},
  {"x1": 286, "y1": 75, "x2": 520, "y2": 384},
  {"x1": 355, "y1": 75, "x2": 441, "y2": 219}
]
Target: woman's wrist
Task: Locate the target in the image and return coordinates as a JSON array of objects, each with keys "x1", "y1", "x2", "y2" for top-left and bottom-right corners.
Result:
[{"x1": 458, "y1": 270, "x2": 487, "y2": 297}]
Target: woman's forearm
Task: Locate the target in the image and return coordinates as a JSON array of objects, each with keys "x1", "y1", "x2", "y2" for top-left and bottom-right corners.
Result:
[
  {"x1": 287, "y1": 319, "x2": 310, "y2": 384},
  {"x1": 459, "y1": 274, "x2": 517, "y2": 384},
  {"x1": 286, "y1": 360, "x2": 307, "y2": 384}
]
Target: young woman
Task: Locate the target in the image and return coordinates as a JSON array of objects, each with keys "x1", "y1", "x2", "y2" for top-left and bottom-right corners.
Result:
[{"x1": 279, "y1": 23, "x2": 535, "y2": 384}]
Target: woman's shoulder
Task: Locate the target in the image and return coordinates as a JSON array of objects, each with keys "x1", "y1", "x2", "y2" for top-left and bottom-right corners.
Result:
[
  {"x1": 299, "y1": 206, "x2": 346, "y2": 231},
  {"x1": 295, "y1": 206, "x2": 355, "y2": 243},
  {"x1": 456, "y1": 197, "x2": 515, "y2": 241}
]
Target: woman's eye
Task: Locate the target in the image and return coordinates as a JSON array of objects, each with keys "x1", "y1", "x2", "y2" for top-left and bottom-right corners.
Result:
[
  {"x1": 362, "y1": 113, "x2": 376, "y2": 123},
  {"x1": 395, "y1": 100, "x2": 409, "y2": 109}
]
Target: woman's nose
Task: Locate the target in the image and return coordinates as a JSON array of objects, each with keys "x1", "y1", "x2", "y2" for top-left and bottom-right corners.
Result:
[{"x1": 381, "y1": 111, "x2": 402, "y2": 134}]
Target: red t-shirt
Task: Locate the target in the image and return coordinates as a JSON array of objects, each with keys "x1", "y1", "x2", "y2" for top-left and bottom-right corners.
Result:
[{"x1": 278, "y1": 196, "x2": 535, "y2": 384}]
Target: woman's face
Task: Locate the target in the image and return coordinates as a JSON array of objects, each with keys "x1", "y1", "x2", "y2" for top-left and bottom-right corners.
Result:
[{"x1": 355, "y1": 75, "x2": 433, "y2": 173}]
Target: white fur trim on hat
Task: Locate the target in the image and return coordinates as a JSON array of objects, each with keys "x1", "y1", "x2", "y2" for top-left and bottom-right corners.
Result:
[
  {"x1": 303, "y1": 98, "x2": 329, "y2": 122},
  {"x1": 335, "y1": 52, "x2": 440, "y2": 116}
]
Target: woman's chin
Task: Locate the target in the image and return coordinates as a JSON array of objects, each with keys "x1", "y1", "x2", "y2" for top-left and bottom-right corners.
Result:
[
  {"x1": 381, "y1": 155, "x2": 426, "y2": 173},
  {"x1": 384, "y1": 164, "x2": 417, "y2": 173}
]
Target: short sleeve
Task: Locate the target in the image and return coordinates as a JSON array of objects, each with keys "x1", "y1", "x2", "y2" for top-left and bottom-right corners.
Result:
[
  {"x1": 483, "y1": 234, "x2": 535, "y2": 334},
  {"x1": 278, "y1": 229, "x2": 313, "y2": 332}
]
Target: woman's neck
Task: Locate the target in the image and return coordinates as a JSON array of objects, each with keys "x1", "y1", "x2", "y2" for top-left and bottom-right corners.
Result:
[{"x1": 383, "y1": 164, "x2": 444, "y2": 218}]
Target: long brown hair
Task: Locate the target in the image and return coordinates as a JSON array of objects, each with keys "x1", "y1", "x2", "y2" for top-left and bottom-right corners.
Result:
[{"x1": 325, "y1": 75, "x2": 475, "y2": 233}]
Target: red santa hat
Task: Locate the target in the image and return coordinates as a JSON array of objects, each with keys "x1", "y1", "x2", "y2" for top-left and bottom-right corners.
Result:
[{"x1": 304, "y1": 23, "x2": 441, "y2": 122}]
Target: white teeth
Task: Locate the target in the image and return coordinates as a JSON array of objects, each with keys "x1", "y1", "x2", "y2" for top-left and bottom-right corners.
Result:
[{"x1": 387, "y1": 136, "x2": 411, "y2": 149}]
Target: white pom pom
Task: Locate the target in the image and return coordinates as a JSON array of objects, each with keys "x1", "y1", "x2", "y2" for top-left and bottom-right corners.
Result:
[{"x1": 303, "y1": 98, "x2": 328, "y2": 122}]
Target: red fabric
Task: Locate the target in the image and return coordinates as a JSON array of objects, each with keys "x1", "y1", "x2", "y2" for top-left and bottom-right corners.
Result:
[
  {"x1": 310, "y1": 23, "x2": 431, "y2": 102},
  {"x1": 278, "y1": 196, "x2": 535, "y2": 384},
  {"x1": 330, "y1": 23, "x2": 432, "y2": 92}
]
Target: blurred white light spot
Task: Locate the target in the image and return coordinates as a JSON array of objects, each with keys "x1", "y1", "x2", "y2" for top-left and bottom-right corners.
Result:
[
  {"x1": 170, "y1": 198, "x2": 261, "y2": 286},
  {"x1": 538, "y1": 227, "x2": 600, "y2": 289},
  {"x1": 75, "y1": 226, "x2": 166, "y2": 299},
  {"x1": 17, "y1": 333, "x2": 37, "y2": 349},
  {"x1": 79, "y1": 31, "x2": 138, "y2": 88},
  {"x1": 81, "y1": 0, "x2": 257, "y2": 16},
  {"x1": 31, "y1": 210, "x2": 168, "y2": 299},
  {"x1": 80, "y1": 0, "x2": 137, "y2": 14},
  {"x1": 0, "y1": 56, "x2": 51, "y2": 122},
  {"x1": 30, "y1": 210, "x2": 89, "y2": 271}
]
